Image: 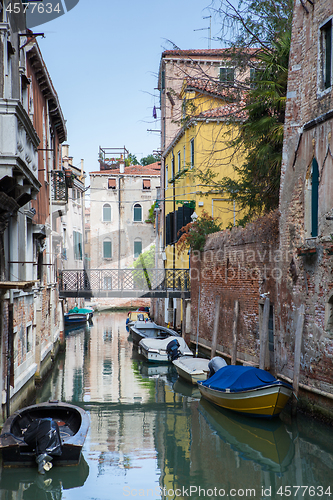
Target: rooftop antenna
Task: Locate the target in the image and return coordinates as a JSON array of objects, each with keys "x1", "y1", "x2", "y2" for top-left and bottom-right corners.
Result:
[{"x1": 194, "y1": 15, "x2": 212, "y2": 49}]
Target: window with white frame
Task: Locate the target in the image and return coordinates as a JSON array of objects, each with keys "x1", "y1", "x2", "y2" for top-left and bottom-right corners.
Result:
[
  {"x1": 103, "y1": 203, "x2": 111, "y2": 222},
  {"x1": 165, "y1": 165, "x2": 168, "y2": 189},
  {"x1": 134, "y1": 239, "x2": 142, "y2": 259},
  {"x1": 190, "y1": 138, "x2": 194, "y2": 168},
  {"x1": 320, "y1": 19, "x2": 332, "y2": 91},
  {"x1": 103, "y1": 239, "x2": 112, "y2": 259},
  {"x1": 133, "y1": 203, "x2": 142, "y2": 222},
  {"x1": 219, "y1": 67, "x2": 235, "y2": 84},
  {"x1": 177, "y1": 151, "x2": 181, "y2": 172}
]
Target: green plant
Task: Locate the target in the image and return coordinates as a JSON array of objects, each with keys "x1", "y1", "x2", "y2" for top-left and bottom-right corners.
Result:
[
  {"x1": 145, "y1": 202, "x2": 157, "y2": 224},
  {"x1": 176, "y1": 211, "x2": 222, "y2": 253}
]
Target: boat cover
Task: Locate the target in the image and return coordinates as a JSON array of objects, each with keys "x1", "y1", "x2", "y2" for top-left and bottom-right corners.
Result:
[{"x1": 201, "y1": 365, "x2": 283, "y2": 393}]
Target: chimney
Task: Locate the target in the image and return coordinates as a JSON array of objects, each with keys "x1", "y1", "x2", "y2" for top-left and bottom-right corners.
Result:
[
  {"x1": 62, "y1": 144, "x2": 69, "y2": 158},
  {"x1": 119, "y1": 154, "x2": 125, "y2": 174}
]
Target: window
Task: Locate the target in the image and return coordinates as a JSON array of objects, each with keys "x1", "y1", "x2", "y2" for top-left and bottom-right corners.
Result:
[
  {"x1": 172, "y1": 155, "x2": 175, "y2": 179},
  {"x1": 73, "y1": 231, "x2": 82, "y2": 260},
  {"x1": 134, "y1": 240, "x2": 142, "y2": 259},
  {"x1": 305, "y1": 159, "x2": 319, "y2": 238},
  {"x1": 26, "y1": 324, "x2": 32, "y2": 353},
  {"x1": 321, "y1": 20, "x2": 332, "y2": 90},
  {"x1": 325, "y1": 294, "x2": 333, "y2": 332},
  {"x1": 133, "y1": 203, "x2": 142, "y2": 222},
  {"x1": 177, "y1": 151, "x2": 181, "y2": 172},
  {"x1": 190, "y1": 138, "x2": 194, "y2": 167},
  {"x1": 103, "y1": 239, "x2": 112, "y2": 259},
  {"x1": 143, "y1": 179, "x2": 151, "y2": 190},
  {"x1": 165, "y1": 165, "x2": 168, "y2": 189},
  {"x1": 108, "y1": 178, "x2": 116, "y2": 189},
  {"x1": 104, "y1": 276, "x2": 112, "y2": 289},
  {"x1": 103, "y1": 203, "x2": 111, "y2": 222},
  {"x1": 220, "y1": 67, "x2": 235, "y2": 83}
]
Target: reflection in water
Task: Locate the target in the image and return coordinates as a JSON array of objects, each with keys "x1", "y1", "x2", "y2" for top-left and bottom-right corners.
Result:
[
  {"x1": 2, "y1": 311, "x2": 333, "y2": 500},
  {"x1": 198, "y1": 399, "x2": 295, "y2": 473},
  {"x1": 0, "y1": 455, "x2": 89, "y2": 498}
]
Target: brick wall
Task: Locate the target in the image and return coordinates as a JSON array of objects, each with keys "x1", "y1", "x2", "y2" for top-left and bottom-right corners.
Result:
[{"x1": 190, "y1": 211, "x2": 279, "y2": 366}]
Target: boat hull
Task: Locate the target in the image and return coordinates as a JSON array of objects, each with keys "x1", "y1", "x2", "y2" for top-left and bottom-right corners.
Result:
[
  {"x1": 130, "y1": 322, "x2": 180, "y2": 346},
  {"x1": 198, "y1": 382, "x2": 292, "y2": 418},
  {"x1": 64, "y1": 313, "x2": 89, "y2": 325},
  {"x1": 173, "y1": 357, "x2": 210, "y2": 384},
  {"x1": 0, "y1": 401, "x2": 90, "y2": 467}
]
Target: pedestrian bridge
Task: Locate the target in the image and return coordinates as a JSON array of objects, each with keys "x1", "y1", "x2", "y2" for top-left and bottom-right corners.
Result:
[{"x1": 58, "y1": 268, "x2": 190, "y2": 299}]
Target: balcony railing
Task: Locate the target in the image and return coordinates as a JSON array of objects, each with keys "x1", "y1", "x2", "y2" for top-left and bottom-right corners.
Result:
[
  {"x1": 51, "y1": 171, "x2": 67, "y2": 202},
  {"x1": 58, "y1": 268, "x2": 191, "y2": 298}
]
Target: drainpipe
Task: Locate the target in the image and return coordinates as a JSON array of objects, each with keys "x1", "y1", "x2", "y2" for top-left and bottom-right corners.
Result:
[
  {"x1": 6, "y1": 218, "x2": 13, "y2": 419},
  {"x1": 118, "y1": 157, "x2": 125, "y2": 270}
]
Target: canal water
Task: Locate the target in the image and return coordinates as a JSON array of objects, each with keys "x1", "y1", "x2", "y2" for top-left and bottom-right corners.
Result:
[{"x1": 1, "y1": 311, "x2": 333, "y2": 500}]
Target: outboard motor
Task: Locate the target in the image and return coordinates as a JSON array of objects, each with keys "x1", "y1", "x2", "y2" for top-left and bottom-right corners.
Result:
[
  {"x1": 166, "y1": 338, "x2": 181, "y2": 361},
  {"x1": 137, "y1": 313, "x2": 145, "y2": 321},
  {"x1": 208, "y1": 356, "x2": 227, "y2": 378},
  {"x1": 22, "y1": 416, "x2": 62, "y2": 474}
]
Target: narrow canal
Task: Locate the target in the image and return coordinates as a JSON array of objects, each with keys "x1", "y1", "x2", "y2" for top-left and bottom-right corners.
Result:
[{"x1": 1, "y1": 311, "x2": 333, "y2": 500}]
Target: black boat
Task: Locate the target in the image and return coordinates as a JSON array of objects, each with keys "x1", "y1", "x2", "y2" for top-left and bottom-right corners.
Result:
[{"x1": 0, "y1": 401, "x2": 89, "y2": 471}]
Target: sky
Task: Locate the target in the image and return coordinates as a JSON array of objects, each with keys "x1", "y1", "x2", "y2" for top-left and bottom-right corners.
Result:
[{"x1": 32, "y1": 0, "x2": 224, "y2": 175}]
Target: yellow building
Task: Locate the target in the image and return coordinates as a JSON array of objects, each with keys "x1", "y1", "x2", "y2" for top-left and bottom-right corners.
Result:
[{"x1": 163, "y1": 77, "x2": 246, "y2": 270}]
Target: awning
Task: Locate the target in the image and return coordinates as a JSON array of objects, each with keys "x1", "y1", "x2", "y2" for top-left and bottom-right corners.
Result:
[
  {"x1": 108, "y1": 178, "x2": 116, "y2": 189},
  {"x1": 143, "y1": 179, "x2": 151, "y2": 189}
]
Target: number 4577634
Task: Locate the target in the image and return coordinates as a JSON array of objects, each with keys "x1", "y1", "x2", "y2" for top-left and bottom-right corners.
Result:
[{"x1": 6, "y1": 3, "x2": 61, "y2": 14}]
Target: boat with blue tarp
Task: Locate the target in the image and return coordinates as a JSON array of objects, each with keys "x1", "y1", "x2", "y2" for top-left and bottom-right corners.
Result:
[{"x1": 197, "y1": 365, "x2": 293, "y2": 418}]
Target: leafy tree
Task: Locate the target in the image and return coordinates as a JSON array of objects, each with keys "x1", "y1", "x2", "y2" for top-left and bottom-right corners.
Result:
[
  {"x1": 177, "y1": 211, "x2": 222, "y2": 253},
  {"x1": 196, "y1": 0, "x2": 292, "y2": 224},
  {"x1": 126, "y1": 153, "x2": 139, "y2": 166},
  {"x1": 140, "y1": 154, "x2": 161, "y2": 166}
]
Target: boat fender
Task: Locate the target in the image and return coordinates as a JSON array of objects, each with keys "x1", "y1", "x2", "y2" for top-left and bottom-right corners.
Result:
[
  {"x1": 166, "y1": 338, "x2": 181, "y2": 361},
  {"x1": 208, "y1": 356, "x2": 227, "y2": 378}
]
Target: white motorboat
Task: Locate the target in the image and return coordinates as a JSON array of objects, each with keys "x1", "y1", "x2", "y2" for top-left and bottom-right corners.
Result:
[
  {"x1": 138, "y1": 336, "x2": 193, "y2": 363},
  {"x1": 173, "y1": 357, "x2": 210, "y2": 384}
]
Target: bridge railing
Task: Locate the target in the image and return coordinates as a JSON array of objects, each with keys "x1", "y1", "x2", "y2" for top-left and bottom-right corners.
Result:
[{"x1": 58, "y1": 268, "x2": 190, "y2": 297}]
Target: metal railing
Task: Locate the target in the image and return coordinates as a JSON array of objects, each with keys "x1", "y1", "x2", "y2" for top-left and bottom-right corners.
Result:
[{"x1": 58, "y1": 268, "x2": 190, "y2": 298}]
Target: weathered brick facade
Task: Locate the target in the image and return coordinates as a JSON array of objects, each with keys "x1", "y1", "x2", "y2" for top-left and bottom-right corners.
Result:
[
  {"x1": 190, "y1": 212, "x2": 279, "y2": 367},
  {"x1": 276, "y1": 0, "x2": 333, "y2": 413}
]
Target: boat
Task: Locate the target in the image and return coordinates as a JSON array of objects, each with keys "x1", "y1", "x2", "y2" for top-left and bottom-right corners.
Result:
[
  {"x1": 130, "y1": 320, "x2": 180, "y2": 346},
  {"x1": 126, "y1": 310, "x2": 149, "y2": 328},
  {"x1": 198, "y1": 399, "x2": 294, "y2": 473},
  {"x1": 64, "y1": 306, "x2": 93, "y2": 326},
  {"x1": 172, "y1": 356, "x2": 227, "y2": 385},
  {"x1": 173, "y1": 357, "x2": 210, "y2": 384},
  {"x1": 138, "y1": 336, "x2": 193, "y2": 363},
  {"x1": 0, "y1": 401, "x2": 90, "y2": 472},
  {"x1": 197, "y1": 365, "x2": 293, "y2": 418}
]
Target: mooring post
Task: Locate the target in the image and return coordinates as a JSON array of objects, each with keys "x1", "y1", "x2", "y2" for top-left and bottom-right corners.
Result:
[
  {"x1": 211, "y1": 295, "x2": 221, "y2": 359},
  {"x1": 292, "y1": 304, "x2": 305, "y2": 415},
  {"x1": 231, "y1": 300, "x2": 239, "y2": 365},
  {"x1": 259, "y1": 297, "x2": 270, "y2": 370}
]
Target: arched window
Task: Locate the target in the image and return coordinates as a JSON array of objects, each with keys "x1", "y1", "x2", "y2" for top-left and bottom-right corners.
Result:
[
  {"x1": 103, "y1": 239, "x2": 112, "y2": 259},
  {"x1": 305, "y1": 159, "x2": 319, "y2": 237},
  {"x1": 133, "y1": 203, "x2": 142, "y2": 222},
  {"x1": 103, "y1": 203, "x2": 111, "y2": 222},
  {"x1": 134, "y1": 239, "x2": 142, "y2": 259}
]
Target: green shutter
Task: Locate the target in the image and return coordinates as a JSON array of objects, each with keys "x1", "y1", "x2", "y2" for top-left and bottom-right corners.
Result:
[{"x1": 311, "y1": 158, "x2": 319, "y2": 237}]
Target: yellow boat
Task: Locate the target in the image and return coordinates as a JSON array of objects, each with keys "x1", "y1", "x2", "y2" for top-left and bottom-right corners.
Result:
[{"x1": 197, "y1": 365, "x2": 293, "y2": 418}]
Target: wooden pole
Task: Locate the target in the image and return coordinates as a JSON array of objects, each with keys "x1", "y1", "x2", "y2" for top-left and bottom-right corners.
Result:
[
  {"x1": 231, "y1": 300, "x2": 239, "y2": 365},
  {"x1": 195, "y1": 285, "x2": 201, "y2": 357},
  {"x1": 259, "y1": 298, "x2": 270, "y2": 370},
  {"x1": 211, "y1": 295, "x2": 221, "y2": 359},
  {"x1": 292, "y1": 303, "x2": 305, "y2": 415}
]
